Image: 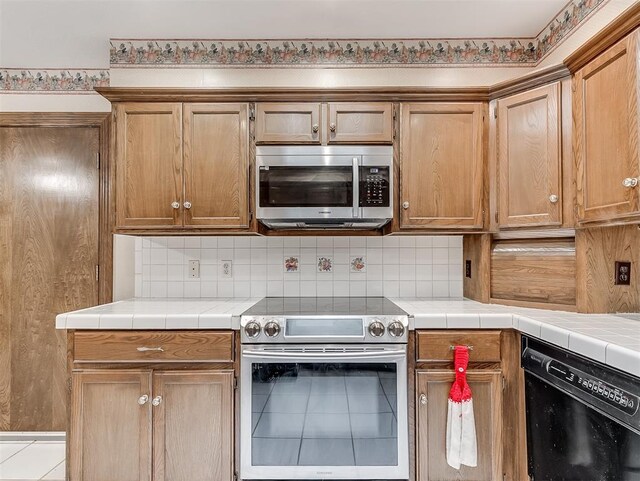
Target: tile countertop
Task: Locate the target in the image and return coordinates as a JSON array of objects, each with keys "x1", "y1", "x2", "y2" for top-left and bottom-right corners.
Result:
[
  {"x1": 390, "y1": 298, "x2": 640, "y2": 378},
  {"x1": 56, "y1": 297, "x2": 640, "y2": 377},
  {"x1": 55, "y1": 298, "x2": 263, "y2": 330}
]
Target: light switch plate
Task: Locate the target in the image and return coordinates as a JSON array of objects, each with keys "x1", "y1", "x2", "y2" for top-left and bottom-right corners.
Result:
[
  {"x1": 189, "y1": 260, "x2": 200, "y2": 279},
  {"x1": 220, "y1": 260, "x2": 233, "y2": 279}
]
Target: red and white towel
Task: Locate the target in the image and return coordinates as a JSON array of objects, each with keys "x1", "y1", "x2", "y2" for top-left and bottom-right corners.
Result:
[{"x1": 446, "y1": 345, "x2": 477, "y2": 470}]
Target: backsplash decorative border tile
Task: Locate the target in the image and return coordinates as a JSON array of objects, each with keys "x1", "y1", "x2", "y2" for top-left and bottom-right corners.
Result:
[
  {"x1": 110, "y1": 0, "x2": 607, "y2": 69},
  {"x1": 135, "y1": 235, "x2": 463, "y2": 299},
  {"x1": 0, "y1": 69, "x2": 110, "y2": 93}
]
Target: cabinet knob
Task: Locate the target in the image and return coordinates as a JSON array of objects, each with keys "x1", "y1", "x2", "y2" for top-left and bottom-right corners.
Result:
[
  {"x1": 549, "y1": 194, "x2": 559, "y2": 203},
  {"x1": 329, "y1": 122, "x2": 336, "y2": 132},
  {"x1": 138, "y1": 394, "x2": 149, "y2": 405},
  {"x1": 183, "y1": 201, "x2": 192, "y2": 209},
  {"x1": 312, "y1": 124, "x2": 319, "y2": 133},
  {"x1": 152, "y1": 395, "x2": 163, "y2": 407},
  {"x1": 171, "y1": 201, "x2": 180, "y2": 209},
  {"x1": 402, "y1": 201, "x2": 409, "y2": 210},
  {"x1": 623, "y1": 177, "x2": 639, "y2": 188},
  {"x1": 419, "y1": 394, "x2": 427, "y2": 405}
]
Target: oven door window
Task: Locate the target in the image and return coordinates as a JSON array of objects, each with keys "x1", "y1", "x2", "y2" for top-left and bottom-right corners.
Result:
[
  {"x1": 259, "y1": 166, "x2": 353, "y2": 207},
  {"x1": 251, "y1": 362, "x2": 398, "y2": 467}
]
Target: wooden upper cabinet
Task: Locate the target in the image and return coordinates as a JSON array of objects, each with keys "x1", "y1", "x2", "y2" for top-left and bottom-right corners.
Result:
[
  {"x1": 255, "y1": 102, "x2": 322, "y2": 144},
  {"x1": 497, "y1": 83, "x2": 562, "y2": 228},
  {"x1": 152, "y1": 371, "x2": 234, "y2": 481},
  {"x1": 416, "y1": 370, "x2": 503, "y2": 481},
  {"x1": 70, "y1": 370, "x2": 152, "y2": 481},
  {"x1": 327, "y1": 102, "x2": 393, "y2": 144},
  {"x1": 115, "y1": 103, "x2": 183, "y2": 228},
  {"x1": 400, "y1": 103, "x2": 484, "y2": 229},
  {"x1": 574, "y1": 30, "x2": 640, "y2": 224},
  {"x1": 183, "y1": 103, "x2": 250, "y2": 228}
]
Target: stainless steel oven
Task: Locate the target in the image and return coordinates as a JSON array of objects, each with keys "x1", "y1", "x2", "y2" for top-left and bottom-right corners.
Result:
[
  {"x1": 239, "y1": 297, "x2": 409, "y2": 480},
  {"x1": 255, "y1": 146, "x2": 393, "y2": 229}
]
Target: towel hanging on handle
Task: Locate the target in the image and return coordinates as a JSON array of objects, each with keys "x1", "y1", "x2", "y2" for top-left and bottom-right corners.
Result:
[{"x1": 446, "y1": 345, "x2": 478, "y2": 470}]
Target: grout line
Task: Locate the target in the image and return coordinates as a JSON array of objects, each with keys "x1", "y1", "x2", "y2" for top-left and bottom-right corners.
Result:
[{"x1": 0, "y1": 441, "x2": 35, "y2": 466}]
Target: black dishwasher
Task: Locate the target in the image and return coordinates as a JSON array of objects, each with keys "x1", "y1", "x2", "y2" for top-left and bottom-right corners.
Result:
[{"x1": 522, "y1": 336, "x2": 640, "y2": 481}]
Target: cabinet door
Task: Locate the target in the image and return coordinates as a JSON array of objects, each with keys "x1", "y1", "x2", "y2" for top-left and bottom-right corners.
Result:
[
  {"x1": 152, "y1": 371, "x2": 234, "y2": 481},
  {"x1": 416, "y1": 370, "x2": 503, "y2": 481},
  {"x1": 255, "y1": 103, "x2": 322, "y2": 144},
  {"x1": 400, "y1": 103, "x2": 484, "y2": 229},
  {"x1": 497, "y1": 83, "x2": 562, "y2": 228},
  {"x1": 327, "y1": 102, "x2": 393, "y2": 144},
  {"x1": 574, "y1": 30, "x2": 640, "y2": 223},
  {"x1": 70, "y1": 370, "x2": 152, "y2": 481},
  {"x1": 115, "y1": 103, "x2": 183, "y2": 228},
  {"x1": 183, "y1": 103, "x2": 250, "y2": 228}
]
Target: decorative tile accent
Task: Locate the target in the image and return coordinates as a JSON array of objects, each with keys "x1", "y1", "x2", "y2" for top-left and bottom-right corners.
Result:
[
  {"x1": 350, "y1": 256, "x2": 366, "y2": 273},
  {"x1": 135, "y1": 235, "x2": 463, "y2": 298},
  {"x1": 284, "y1": 256, "x2": 299, "y2": 273},
  {"x1": 0, "y1": 69, "x2": 109, "y2": 93},
  {"x1": 109, "y1": 1, "x2": 607, "y2": 69},
  {"x1": 317, "y1": 256, "x2": 333, "y2": 273}
]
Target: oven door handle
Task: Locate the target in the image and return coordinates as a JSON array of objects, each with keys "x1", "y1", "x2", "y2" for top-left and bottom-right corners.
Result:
[{"x1": 242, "y1": 349, "x2": 406, "y2": 361}]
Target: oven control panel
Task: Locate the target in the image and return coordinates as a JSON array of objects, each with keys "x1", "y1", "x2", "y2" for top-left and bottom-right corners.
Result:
[
  {"x1": 359, "y1": 166, "x2": 390, "y2": 207},
  {"x1": 546, "y1": 360, "x2": 639, "y2": 416},
  {"x1": 240, "y1": 314, "x2": 408, "y2": 344}
]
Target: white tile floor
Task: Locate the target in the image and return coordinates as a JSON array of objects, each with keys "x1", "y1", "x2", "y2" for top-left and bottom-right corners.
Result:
[{"x1": 0, "y1": 438, "x2": 64, "y2": 481}]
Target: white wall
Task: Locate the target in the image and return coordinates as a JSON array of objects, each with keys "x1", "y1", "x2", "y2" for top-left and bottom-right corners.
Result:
[{"x1": 130, "y1": 235, "x2": 464, "y2": 299}]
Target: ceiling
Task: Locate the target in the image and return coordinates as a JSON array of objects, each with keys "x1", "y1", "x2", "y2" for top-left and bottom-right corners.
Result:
[{"x1": 1, "y1": 0, "x2": 571, "y2": 39}]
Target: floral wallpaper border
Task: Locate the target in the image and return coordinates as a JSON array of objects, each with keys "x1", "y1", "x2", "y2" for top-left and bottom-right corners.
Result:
[
  {"x1": 0, "y1": 69, "x2": 110, "y2": 93},
  {"x1": 109, "y1": 0, "x2": 607, "y2": 68}
]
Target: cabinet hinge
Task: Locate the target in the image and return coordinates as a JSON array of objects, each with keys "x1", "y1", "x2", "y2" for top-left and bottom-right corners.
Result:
[
  {"x1": 95, "y1": 265, "x2": 99, "y2": 282},
  {"x1": 495, "y1": 211, "x2": 499, "y2": 223},
  {"x1": 234, "y1": 472, "x2": 239, "y2": 481},
  {"x1": 502, "y1": 376, "x2": 506, "y2": 391},
  {"x1": 233, "y1": 377, "x2": 238, "y2": 390},
  {"x1": 96, "y1": 152, "x2": 100, "y2": 170},
  {"x1": 249, "y1": 107, "x2": 255, "y2": 121},
  {"x1": 494, "y1": 109, "x2": 498, "y2": 119}
]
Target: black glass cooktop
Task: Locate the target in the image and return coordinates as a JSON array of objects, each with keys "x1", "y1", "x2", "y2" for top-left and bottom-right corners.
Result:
[{"x1": 241, "y1": 297, "x2": 408, "y2": 317}]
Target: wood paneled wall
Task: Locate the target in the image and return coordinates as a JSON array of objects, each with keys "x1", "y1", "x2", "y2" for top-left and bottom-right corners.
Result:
[
  {"x1": 0, "y1": 124, "x2": 101, "y2": 431},
  {"x1": 576, "y1": 224, "x2": 640, "y2": 313}
]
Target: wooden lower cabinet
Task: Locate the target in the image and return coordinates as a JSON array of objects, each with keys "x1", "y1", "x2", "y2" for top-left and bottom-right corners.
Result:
[
  {"x1": 416, "y1": 370, "x2": 503, "y2": 481},
  {"x1": 153, "y1": 371, "x2": 234, "y2": 481},
  {"x1": 70, "y1": 369, "x2": 233, "y2": 481},
  {"x1": 70, "y1": 370, "x2": 153, "y2": 481}
]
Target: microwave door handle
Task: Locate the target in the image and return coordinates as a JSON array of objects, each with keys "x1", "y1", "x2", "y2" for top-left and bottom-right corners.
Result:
[{"x1": 352, "y1": 157, "x2": 360, "y2": 218}]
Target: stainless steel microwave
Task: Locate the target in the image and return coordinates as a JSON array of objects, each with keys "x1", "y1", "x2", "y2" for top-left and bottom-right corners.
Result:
[{"x1": 255, "y1": 146, "x2": 393, "y2": 229}]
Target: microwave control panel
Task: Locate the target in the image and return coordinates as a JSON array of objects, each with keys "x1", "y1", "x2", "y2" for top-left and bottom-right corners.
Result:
[{"x1": 359, "y1": 166, "x2": 390, "y2": 207}]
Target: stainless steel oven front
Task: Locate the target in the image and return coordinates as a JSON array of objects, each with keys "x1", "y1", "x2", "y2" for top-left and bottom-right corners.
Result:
[
  {"x1": 240, "y1": 345, "x2": 409, "y2": 480},
  {"x1": 255, "y1": 146, "x2": 393, "y2": 229}
]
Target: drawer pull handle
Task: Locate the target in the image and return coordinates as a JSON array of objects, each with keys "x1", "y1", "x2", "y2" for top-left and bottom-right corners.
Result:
[
  {"x1": 419, "y1": 394, "x2": 427, "y2": 405},
  {"x1": 152, "y1": 395, "x2": 163, "y2": 407},
  {"x1": 137, "y1": 346, "x2": 164, "y2": 352},
  {"x1": 138, "y1": 394, "x2": 149, "y2": 405},
  {"x1": 449, "y1": 345, "x2": 474, "y2": 351}
]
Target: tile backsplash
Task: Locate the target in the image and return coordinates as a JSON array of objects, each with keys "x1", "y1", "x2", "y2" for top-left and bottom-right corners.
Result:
[{"x1": 134, "y1": 236, "x2": 463, "y2": 298}]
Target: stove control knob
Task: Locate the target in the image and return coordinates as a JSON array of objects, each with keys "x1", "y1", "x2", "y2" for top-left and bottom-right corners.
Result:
[
  {"x1": 388, "y1": 321, "x2": 406, "y2": 338},
  {"x1": 264, "y1": 321, "x2": 281, "y2": 338},
  {"x1": 368, "y1": 320, "x2": 385, "y2": 337},
  {"x1": 244, "y1": 321, "x2": 261, "y2": 339}
]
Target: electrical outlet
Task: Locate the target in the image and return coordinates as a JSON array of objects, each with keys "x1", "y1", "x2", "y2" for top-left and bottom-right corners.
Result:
[
  {"x1": 220, "y1": 260, "x2": 233, "y2": 279},
  {"x1": 465, "y1": 260, "x2": 472, "y2": 279},
  {"x1": 189, "y1": 260, "x2": 200, "y2": 279},
  {"x1": 615, "y1": 261, "x2": 631, "y2": 285}
]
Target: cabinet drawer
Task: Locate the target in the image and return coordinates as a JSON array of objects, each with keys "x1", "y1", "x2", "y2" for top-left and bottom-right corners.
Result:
[
  {"x1": 74, "y1": 331, "x2": 234, "y2": 363},
  {"x1": 416, "y1": 330, "x2": 501, "y2": 362}
]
